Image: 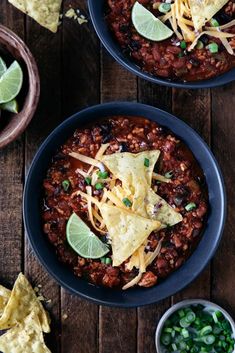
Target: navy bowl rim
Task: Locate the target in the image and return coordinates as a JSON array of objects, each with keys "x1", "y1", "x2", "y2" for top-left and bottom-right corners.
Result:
[
  {"x1": 23, "y1": 102, "x2": 226, "y2": 307},
  {"x1": 88, "y1": 0, "x2": 235, "y2": 89}
]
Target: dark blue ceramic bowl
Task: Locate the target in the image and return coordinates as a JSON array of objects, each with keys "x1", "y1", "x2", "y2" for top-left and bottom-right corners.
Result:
[
  {"x1": 88, "y1": 0, "x2": 235, "y2": 89},
  {"x1": 23, "y1": 102, "x2": 226, "y2": 307}
]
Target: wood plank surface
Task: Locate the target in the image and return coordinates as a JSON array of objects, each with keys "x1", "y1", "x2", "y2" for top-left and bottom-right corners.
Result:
[
  {"x1": 0, "y1": 0, "x2": 24, "y2": 285},
  {"x1": 211, "y1": 83, "x2": 235, "y2": 315},
  {"x1": 24, "y1": 12, "x2": 63, "y2": 353},
  {"x1": 60, "y1": 1, "x2": 100, "y2": 353},
  {"x1": 99, "y1": 49, "x2": 138, "y2": 353},
  {"x1": 172, "y1": 88, "x2": 211, "y2": 302},
  {"x1": 0, "y1": 1, "x2": 234, "y2": 353}
]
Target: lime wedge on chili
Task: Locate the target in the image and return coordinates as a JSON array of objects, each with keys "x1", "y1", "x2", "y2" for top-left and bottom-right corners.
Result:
[
  {"x1": 132, "y1": 2, "x2": 173, "y2": 41},
  {"x1": 0, "y1": 61, "x2": 23, "y2": 104},
  {"x1": 66, "y1": 213, "x2": 109, "y2": 259},
  {"x1": 0, "y1": 57, "x2": 7, "y2": 77},
  {"x1": 0, "y1": 99, "x2": 19, "y2": 113}
]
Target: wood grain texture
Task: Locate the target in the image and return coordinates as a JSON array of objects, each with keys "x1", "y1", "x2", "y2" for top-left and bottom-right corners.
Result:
[
  {"x1": 24, "y1": 11, "x2": 63, "y2": 353},
  {"x1": 137, "y1": 80, "x2": 172, "y2": 353},
  {"x1": 61, "y1": 2, "x2": 100, "y2": 353},
  {"x1": 100, "y1": 41, "x2": 138, "y2": 353},
  {"x1": 211, "y1": 82, "x2": 235, "y2": 315},
  {"x1": 0, "y1": 0, "x2": 24, "y2": 286},
  {"x1": 172, "y1": 88, "x2": 211, "y2": 303}
]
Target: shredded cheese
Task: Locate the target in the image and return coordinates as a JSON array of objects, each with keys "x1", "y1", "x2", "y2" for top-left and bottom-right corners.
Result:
[
  {"x1": 152, "y1": 172, "x2": 172, "y2": 183},
  {"x1": 104, "y1": 190, "x2": 125, "y2": 208},
  {"x1": 69, "y1": 152, "x2": 103, "y2": 169},
  {"x1": 86, "y1": 186, "x2": 106, "y2": 234},
  {"x1": 188, "y1": 30, "x2": 235, "y2": 51}
]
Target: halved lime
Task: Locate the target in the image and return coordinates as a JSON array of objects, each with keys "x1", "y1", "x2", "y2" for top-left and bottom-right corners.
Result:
[
  {"x1": 0, "y1": 61, "x2": 23, "y2": 104},
  {"x1": 0, "y1": 99, "x2": 19, "y2": 113},
  {"x1": 0, "y1": 57, "x2": 7, "y2": 77},
  {"x1": 132, "y1": 2, "x2": 173, "y2": 41},
  {"x1": 66, "y1": 213, "x2": 109, "y2": 259}
]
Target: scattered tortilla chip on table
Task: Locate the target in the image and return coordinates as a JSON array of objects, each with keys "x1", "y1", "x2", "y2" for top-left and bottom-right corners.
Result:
[
  {"x1": 0, "y1": 273, "x2": 50, "y2": 333},
  {"x1": 8, "y1": 0, "x2": 62, "y2": 33},
  {"x1": 99, "y1": 203, "x2": 161, "y2": 267},
  {"x1": 0, "y1": 285, "x2": 11, "y2": 316},
  {"x1": 0, "y1": 310, "x2": 51, "y2": 353}
]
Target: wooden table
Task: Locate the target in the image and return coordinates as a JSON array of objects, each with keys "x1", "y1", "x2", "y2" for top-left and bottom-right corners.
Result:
[{"x1": 0, "y1": 1, "x2": 234, "y2": 352}]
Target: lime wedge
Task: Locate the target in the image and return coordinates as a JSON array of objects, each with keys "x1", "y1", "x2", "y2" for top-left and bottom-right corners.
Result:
[
  {"x1": 132, "y1": 2, "x2": 173, "y2": 41},
  {"x1": 0, "y1": 61, "x2": 23, "y2": 104},
  {"x1": 0, "y1": 57, "x2": 7, "y2": 77},
  {"x1": 0, "y1": 99, "x2": 19, "y2": 113},
  {"x1": 66, "y1": 213, "x2": 109, "y2": 259}
]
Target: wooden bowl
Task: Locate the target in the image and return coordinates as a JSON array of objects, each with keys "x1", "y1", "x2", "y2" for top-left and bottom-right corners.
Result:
[{"x1": 0, "y1": 25, "x2": 40, "y2": 149}]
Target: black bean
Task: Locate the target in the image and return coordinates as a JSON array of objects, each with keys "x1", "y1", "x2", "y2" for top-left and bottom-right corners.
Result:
[
  {"x1": 200, "y1": 35, "x2": 209, "y2": 45},
  {"x1": 120, "y1": 142, "x2": 129, "y2": 152},
  {"x1": 189, "y1": 58, "x2": 200, "y2": 67},
  {"x1": 119, "y1": 24, "x2": 129, "y2": 33},
  {"x1": 102, "y1": 134, "x2": 113, "y2": 143}
]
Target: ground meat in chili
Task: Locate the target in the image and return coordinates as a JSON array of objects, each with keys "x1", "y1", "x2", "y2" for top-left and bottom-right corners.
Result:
[
  {"x1": 42, "y1": 116, "x2": 208, "y2": 289},
  {"x1": 105, "y1": 0, "x2": 235, "y2": 81}
]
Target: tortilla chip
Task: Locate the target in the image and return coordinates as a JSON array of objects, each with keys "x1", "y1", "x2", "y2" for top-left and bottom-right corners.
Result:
[
  {"x1": 0, "y1": 285, "x2": 11, "y2": 316},
  {"x1": 146, "y1": 189, "x2": 183, "y2": 227},
  {"x1": 101, "y1": 150, "x2": 160, "y2": 189},
  {"x1": 8, "y1": 0, "x2": 62, "y2": 33},
  {"x1": 0, "y1": 310, "x2": 51, "y2": 353},
  {"x1": 0, "y1": 273, "x2": 50, "y2": 333},
  {"x1": 99, "y1": 204, "x2": 161, "y2": 266},
  {"x1": 189, "y1": 0, "x2": 228, "y2": 30}
]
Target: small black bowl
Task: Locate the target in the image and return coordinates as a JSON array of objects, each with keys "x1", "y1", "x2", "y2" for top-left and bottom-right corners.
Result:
[
  {"x1": 23, "y1": 102, "x2": 226, "y2": 307},
  {"x1": 88, "y1": 0, "x2": 235, "y2": 89}
]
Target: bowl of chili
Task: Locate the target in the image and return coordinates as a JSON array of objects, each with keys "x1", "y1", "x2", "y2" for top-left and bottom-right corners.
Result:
[
  {"x1": 23, "y1": 102, "x2": 226, "y2": 307},
  {"x1": 88, "y1": 0, "x2": 235, "y2": 89}
]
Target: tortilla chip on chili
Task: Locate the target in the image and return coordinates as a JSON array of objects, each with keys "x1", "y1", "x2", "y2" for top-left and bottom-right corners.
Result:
[
  {"x1": 99, "y1": 203, "x2": 161, "y2": 266},
  {"x1": 0, "y1": 273, "x2": 50, "y2": 333},
  {"x1": 8, "y1": 0, "x2": 62, "y2": 33},
  {"x1": 0, "y1": 310, "x2": 51, "y2": 353},
  {"x1": 189, "y1": 0, "x2": 228, "y2": 30},
  {"x1": 0, "y1": 285, "x2": 11, "y2": 316}
]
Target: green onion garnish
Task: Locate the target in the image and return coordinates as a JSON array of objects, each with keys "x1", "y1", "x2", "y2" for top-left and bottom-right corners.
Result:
[
  {"x1": 158, "y1": 3, "x2": 171, "y2": 13},
  {"x1": 85, "y1": 177, "x2": 91, "y2": 185},
  {"x1": 144, "y1": 158, "x2": 150, "y2": 167},
  {"x1": 165, "y1": 171, "x2": 174, "y2": 179},
  {"x1": 105, "y1": 258, "x2": 112, "y2": 265},
  {"x1": 62, "y1": 180, "x2": 70, "y2": 191},
  {"x1": 95, "y1": 183, "x2": 104, "y2": 190},
  {"x1": 210, "y1": 18, "x2": 219, "y2": 27},
  {"x1": 180, "y1": 40, "x2": 187, "y2": 49},
  {"x1": 122, "y1": 198, "x2": 132, "y2": 207},
  {"x1": 196, "y1": 40, "x2": 204, "y2": 50},
  {"x1": 98, "y1": 171, "x2": 109, "y2": 179},
  {"x1": 208, "y1": 42, "x2": 218, "y2": 53},
  {"x1": 185, "y1": 202, "x2": 197, "y2": 212},
  {"x1": 100, "y1": 257, "x2": 106, "y2": 264}
]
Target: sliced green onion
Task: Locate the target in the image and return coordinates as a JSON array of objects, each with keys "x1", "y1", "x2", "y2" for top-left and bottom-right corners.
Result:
[
  {"x1": 95, "y1": 182, "x2": 104, "y2": 190},
  {"x1": 181, "y1": 328, "x2": 189, "y2": 338},
  {"x1": 178, "y1": 309, "x2": 185, "y2": 318},
  {"x1": 210, "y1": 18, "x2": 219, "y2": 27},
  {"x1": 180, "y1": 40, "x2": 187, "y2": 49},
  {"x1": 161, "y1": 333, "x2": 171, "y2": 346},
  {"x1": 165, "y1": 170, "x2": 174, "y2": 179},
  {"x1": 62, "y1": 180, "x2": 70, "y2": 191},
  {"x1": 159, "y1": 3, "x2": 171, "y2": 13},
  {"x1": 122, "y1": 198, "x2": 132, "y2": 207},
  {"x1": 98, "y1": 171, "x2": 109, "y2": 179},
  {"x1": 178, "y1": 52, "x2": 184, "y2": 58},
  {"x1": 85, "y1": 177, "x2": 91, "y2": 185},
  {"x1": 200, "y1": 325, "x2": 212, "y2": 336},
  {"x1": 144, "y1": 158, "x2": 150, "y2": 167},
  {"x1": 105, "y1": 257, "x2": 112, "y2": 265},
  {"x1": 185, "y1": 202, "x2": 197, "y2": 212},
  {"x1": 203, "y1": 335, "x2": 216, "y2": 345},
  {"x1": 208, "y1": 42, "x2": 219, "y2": 54},
  {"x1": 100, "y1": 257, "x2": 106, "y2": 264},
  {"x1": 180, "y1": 317, "x2": 191, "y2": 328},
  {"x1": 171, "y1": 343, "x2": 177, "y2": 351},
  {"x1": 186, "y1": 311, "x2": 196, "y2": 323},
  {"x1": 196, "y1": 40, "x2": 204, "y2": 49}
]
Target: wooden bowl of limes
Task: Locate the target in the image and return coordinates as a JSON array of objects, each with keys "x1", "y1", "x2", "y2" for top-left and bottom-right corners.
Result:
[{"x1": 0, "y1": 25, "x2": 40, "y2": 149}]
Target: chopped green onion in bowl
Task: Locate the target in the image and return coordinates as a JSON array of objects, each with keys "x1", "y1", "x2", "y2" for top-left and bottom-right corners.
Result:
[
  {"x1": 158, "y1": 3, "x2": 171, "y2": 13},
  {"x1": 155, "y1": 300, "x2": 235, "y2": 353},
  {"x1": 208, "y1": 42, "x2": 219, "y2": 54}
]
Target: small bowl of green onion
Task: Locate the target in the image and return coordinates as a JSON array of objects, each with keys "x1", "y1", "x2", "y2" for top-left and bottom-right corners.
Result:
[{"x1": 155, "y1": 299, "x2": 235, "y2": 353}]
